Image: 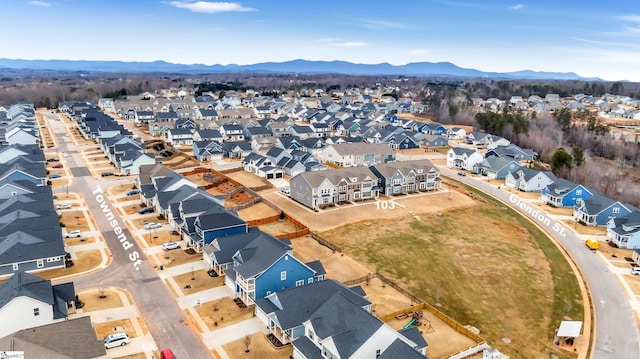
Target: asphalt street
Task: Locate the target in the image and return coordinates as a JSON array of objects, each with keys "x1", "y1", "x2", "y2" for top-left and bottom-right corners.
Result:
[
  {"x1": 437, "y1": 165, "x2": 639, "y2": 359},
  {"x1": 47, "y1": 114, "x2": 212, "y2": 358}
]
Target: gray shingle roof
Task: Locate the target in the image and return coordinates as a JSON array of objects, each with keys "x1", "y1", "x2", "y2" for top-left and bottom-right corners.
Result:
[
  {"x1": 377, "y1": 338, "x2": 426, "y2": 359},
  {"x1": 233, "y1": 233, "x2": 291, "y2": 278}
]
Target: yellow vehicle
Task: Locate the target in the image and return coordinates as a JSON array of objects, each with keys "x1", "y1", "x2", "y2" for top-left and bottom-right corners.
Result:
[{"x1": 586, "y1": 239, "x2": 599, "y2": 250}]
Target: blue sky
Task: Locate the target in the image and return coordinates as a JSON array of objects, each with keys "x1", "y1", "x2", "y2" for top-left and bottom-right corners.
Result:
[{"x1": 1, "y1": 0, "x2": 639, "y2": 81}]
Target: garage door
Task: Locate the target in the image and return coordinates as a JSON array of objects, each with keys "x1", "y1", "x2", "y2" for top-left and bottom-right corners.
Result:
[
  {"x1": 276, "y1": 173, "x2": 283, "y2": 178},
  {"x1": 266, "y1": 173, "x2": 274, "y2": 179}
]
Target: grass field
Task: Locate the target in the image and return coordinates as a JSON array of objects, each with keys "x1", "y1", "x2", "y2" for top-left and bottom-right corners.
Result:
[{"x1": 320, "y1": 190, "x2": 583, "y2": 359}]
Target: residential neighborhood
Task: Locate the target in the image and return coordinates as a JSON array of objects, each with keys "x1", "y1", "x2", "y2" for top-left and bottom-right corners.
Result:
[{"x1": 0, "y1": 81, "x2": 638, "y2": 359}]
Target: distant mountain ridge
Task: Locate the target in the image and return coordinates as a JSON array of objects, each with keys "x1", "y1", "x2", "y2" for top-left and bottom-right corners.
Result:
[{"x1": 0, "y1": 58, "x2": 602, "y2": 81}]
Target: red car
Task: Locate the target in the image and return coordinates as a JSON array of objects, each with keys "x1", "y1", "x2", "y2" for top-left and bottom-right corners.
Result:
[{"x1": 52, "y1": 163, "x2": 64, "y2": 169}]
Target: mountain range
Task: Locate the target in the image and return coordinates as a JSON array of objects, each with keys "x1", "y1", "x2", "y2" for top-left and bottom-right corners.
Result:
[{"x1": 0, "y1": 58, "x2": 602, "y2": 81}]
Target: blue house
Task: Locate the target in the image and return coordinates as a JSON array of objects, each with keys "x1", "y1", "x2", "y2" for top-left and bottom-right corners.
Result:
[
  {"x1": 540, "y1": 178, "x2": 594, "y2": 207},
  {"x1": 191, "y1": 208, "x2": 247, "y2": 248},
  {"x1": 418, "y1": 123, "x2": 447, "y2": 135},
  {"x1": 573, "y1": 193, "x2": 635, "y2": 226},
  {"x1": 607, "y1": 211, "x2": 640, "y2": 249},
  {"x1": 222, "y1": 231, "x2": 325, "y2": 305},
  {"x1": 472, "y1": 156, "x2": 520, "y2": 179}
]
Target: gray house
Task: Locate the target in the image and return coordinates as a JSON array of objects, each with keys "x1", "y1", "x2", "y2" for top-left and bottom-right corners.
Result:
[{"x1": 472, "y1": 157, "x2": 521, "y2": 179}]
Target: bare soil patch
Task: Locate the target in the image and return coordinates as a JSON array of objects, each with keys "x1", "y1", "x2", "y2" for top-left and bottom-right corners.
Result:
[
  {"x1": 193, "y1": 297, "x2": 255, "y2": 331},
  {"x1": 108, "y1": 183, "x2": 137, "y2": 197},
  {"x1": 64, "y1": 235, "x2": 96, "y2": 246},
  {"x1": 173, "y1": 270, "x2": 225, "y2": 296},
  {"x1": 362, "y1": 277, "x2": 414, "y2": 316},
  {"x1": 94, "y1": 319, "x2": 137, "y2": 339},
  {"x1": 222, "y1": 332, "x2": 292, "y2": 359},
  {"x1": 156, "y1": 249, "x2": 201, "y2": 267},
  {"x1": 55, "y1": 193, "x2": 81, "y2": 201},
  {"x1": 60, "y1": 210, "x2": 91, "y2": 232},
  {"x1": 114, "y1": 353, "x2": 147, "y2": 359},
  {"x1": 258, "y1": 220, "x2": 299, "y2": 237},
  {"x1": 131, "y1": 216, "x2": 169, "y2": 230},
  {"x1": 79, "y1": 288, "x2": 124, "y2": 312},
  {"x1": 37, "y1": 250, "x2": 103, "y2": 280},
  {"x1": 289, "y1": 236, "x2": 371, "y2": 282},
  {"x1": 224, "y1": 171, "x2": 269, "y2": 188},
  {"x1": 562, "y1": 220, "x2": 607, "y2": 236},
  {"x1": 184, "y1": 173, "x2": 212, "y2": 187},
  {"x1": 237, "y1": 202, "x2": 279, "y2": 221},
  {"x1": 625, "y1": 275, "x2": 640, "y2": 296},
  {"x1": 531, "y1": 203, "x2": 575, "y2": 216}
]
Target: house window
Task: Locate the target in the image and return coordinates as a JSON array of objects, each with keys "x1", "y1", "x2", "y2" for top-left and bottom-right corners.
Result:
[
  {"x1": 280, "y1": 271, "x2": 287, "y2": 281},
  {"x1": 576, "y1": 189, "x2": 582, "y2": 196},
  {"x1": 296, "y1": 280, "x2": 304, "y2": 287},
  {"x1": 37, "y1": 260, "x2": 44, "y2": 268},
  {"x1": 308, "y1": 278, "x2": 313, "y2": 284},
  {"x1": 376, "y1": 349, "x2": 381, "y2": 358},
  {"x1": 12, "y1": 263, "x2": 18, "y2": 271},
  {"x1": 613, "y1": 207, "x2": 620, "y2": 214},
  {"x1": 266, "y1": 291, "x2": 272, "y2": 296},
  {"x1": 33, "y1": 308, "x2": 39, "y2": 316},
  {"x1": 308, "y1": 329, "x2": 314, "y2": 340}
]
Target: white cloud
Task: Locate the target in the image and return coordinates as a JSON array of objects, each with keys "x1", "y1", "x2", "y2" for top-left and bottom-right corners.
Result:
[
  {"x1": 408, "y1": 49, "x2": 429, "y2": 56},
  {"x1": 334, "y1": 42, "x2": 368, "y2": 48},
  {"x1": 625, "y1": 26, "x2": 640, "y2": 34},
  {"x1": 619, "y1": 15, "x2": 640, "y2": 23},
  {"x1": 26, "y1": 1, "x2": 51, "y2": 7},
  {"x1": 510, "y1": 4, "x2": 523, "y2": 10},
  {"x1": 164, "y1": 1, "x2": 254, "y2": 14}
]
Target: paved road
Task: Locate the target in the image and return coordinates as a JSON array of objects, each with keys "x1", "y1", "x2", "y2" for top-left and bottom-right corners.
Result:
[
  {"x1": 436, "y1": 165, "x2": 639, "y2": 359},
  {"x1": 47, "y1": 112, "x2": 212, "y2": 358}
]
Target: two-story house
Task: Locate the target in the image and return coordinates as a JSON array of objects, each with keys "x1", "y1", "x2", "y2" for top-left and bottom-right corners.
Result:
[
  {"x1": 540, "y1": 178, "x2": 594, "y2": 207},
  {"x1": 369, "y1": 159, "x2": 441, "y2": 195},
  {"x1": 321, "y1": 143, "x2": 395, "y2": 168},
  {"x1": 446, "y1": 147, "x2": 483, "y2": 171}
]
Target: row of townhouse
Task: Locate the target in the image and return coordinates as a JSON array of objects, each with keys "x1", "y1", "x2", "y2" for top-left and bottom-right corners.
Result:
[
  {"x1": 0, "y1": 103, "x2": 41, "y2": 146},
  {"x1": 243, "y1": 147, "x2": 328, "y2": 178},
  {"x1": 0, "y1": 144, "x2": 66, "y2": 277},
  {"x1": 290, "y1": 159, "x2": 441, "y2": 210}
]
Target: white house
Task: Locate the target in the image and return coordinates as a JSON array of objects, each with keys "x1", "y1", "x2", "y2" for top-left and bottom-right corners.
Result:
[
  {"x1": 505, "y1": 168, "x2": 557, "y2": 192},
  {"x1": 446, "y1": 147, "x2": 484, "y2": 171},
  {"x1": 446, "y1": 127, "x2": 467, "y2": 140},
  {"x1": 0, "y1": 272, "x2": 76, "y2": 338}
]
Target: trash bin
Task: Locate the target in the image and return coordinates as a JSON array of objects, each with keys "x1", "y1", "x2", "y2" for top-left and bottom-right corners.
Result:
[{"x1": 159, "y1": 265, "x2": 164, "y2": 270}]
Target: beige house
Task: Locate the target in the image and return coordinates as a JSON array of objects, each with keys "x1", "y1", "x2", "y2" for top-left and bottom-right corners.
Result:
[
  {"x1": 321, "y1": 143, "x2": 395, "y2": 167},
  {"x1": 290, "y1": 167, "x2": 379, "y2": 209}
]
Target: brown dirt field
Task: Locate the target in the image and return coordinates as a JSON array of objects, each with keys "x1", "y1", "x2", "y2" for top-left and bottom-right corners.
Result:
[
  {"x1": 224, "y1": 171, "x2": 269, "y2": 188},
  {"x1": 361, "y1": 277, "x2": 414, "y2": 316},
  {"x1": 37, "y1": 250, "x2": 103, "y2": 280},
  {"x1": 194, "y1": 297, "x2": 255, "y2": 331},
  {"x1": 262, "y1": 190, "x2": 472, "y2": 232},
  {"x1": 114, "y1": 353, "x2": 147, "y2": 359},
  {"x1": 79, "y1": 289, "x2": 124, "y2": 312},
  {"x1": 237, "y1": 202, "x2": 279, "y2": 221},
  {"x1": 60, "y1": 211, "x2": 91, "y2": 232},
  {"x1": 156, "y1": 249, "x2": 201, "y2": 267},
  {"x1": 290, "y1": 236, "x2": 371, "y2": 282},
  {"x1": 55, "y1": 193, "x2": 81, "y2": 200},
  {"x1": 431, "y1": 158, "x2": 447, "y2": 166},
  {"x1": 600, "y1": 243, "x2": 633, "y2": 259},
  {"x1": 258, "y1": 220, "x2": 300, "y2": 237},
  {"x1": 625, "y1": 275, "x2": 640, "y2": 296},
  {"x1": 65, "y1": 235, "x2": 96, "y2": 246},
  {"x1": 184, "y1": 173, "x2": 212, "y2": 187},
  {"x1": 144, "y1": 231, "x2": 175, "y2": 247},
  {"x1": 562, "y1": 220, "x2": 607, "y2": 236},
  {"x1": 398, "y1": 148, "x2": 449, "y2": 156},
  {"x1": 531, "y1": 203, "x2": 575, "y2": 216},
  {"x1": 222, "y1": 333, "x2": 292, "y2": 359},
  {"x1": 50, "y1": 178, "x2": 68, "y2": 189},
  {"x1": 94, "y1": 319, "x2": 137, "y2": 339},
  {"x1": 173, "y1": 270, "x2": 225, "y2": 296},
  {"x1": 611, "y1": 260, "x2": 634, "y2": 268},
  {"x1": 131, "y1": 217, "x2": 169, "y2": 230},
  {"x1": 386, "y1": 311, "x2": 478, "y2": 359},
  {"x1": 123, "y1": 203, "x2": 145, "y2": 215},
  {"x1": 108, "y1": 183, "x2": 137, "y2": 197}
]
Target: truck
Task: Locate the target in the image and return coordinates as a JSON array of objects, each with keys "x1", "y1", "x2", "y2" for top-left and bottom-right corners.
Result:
[{"x1": 586, "y1": 239, "x2": 599, "y2": 250}]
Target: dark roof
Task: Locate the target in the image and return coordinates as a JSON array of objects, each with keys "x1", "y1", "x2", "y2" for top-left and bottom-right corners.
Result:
[
  {"x1": 0, "y1": 316, "x2": 106, "y2": 359},
  {"x1": 196, "y1": 209, "x2": 246, "y2": 232},
  {"x1": 0, "y1": 271, "x2": 55, "y2": 308},
  {"x1": 205, "y1": 228, "x2": 267, "y2": 265},
  {"x1": 397, "y1": 326, "x2": 428, "y2": 350},
  {"x1": 545, "y1": 178, "x2": 581, "y2": 196},
  {"x1": 377, "y1": 338, "x2": 426, "y2": 359},
  {"x1": 305, "y1": 260, "x2": 326, "y2": 275},
  {"x1": 233, "y1": 233, "x2": 291, "y2": 278},
  {"x1": 292, "y1": 336, "x2": 324, "y2": 359},
  {"x1": 254, "y1": 279, "x2": 370, "y2": 331},
  {"x1": 309, "y1": 293, "x2": 382, "y2": 358}
]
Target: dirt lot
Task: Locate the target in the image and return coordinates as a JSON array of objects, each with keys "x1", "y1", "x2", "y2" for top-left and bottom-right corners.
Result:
[
  {"x1": 193, "y1": 297, "x2": 255, "y2": 331},
  {"x1": 237, "y1": 202, "x2": 280, "y2": 221},
  {"x1": 94, "y1": 319, "x2": 137, "y2": 339},
  {"x1": 108, "y1": 183, "x2": 137, "y2": 197},
  {"x1": 65, "y1": 235, "x2": 96, "y2": 246},
  {"x1": 173, "y1": 270, "x2": 225, "y2": 296},
  {"x1": 625, "y1": 274, "x2": 640, "y2": 295},
  {"x1": 155, "y1": 249, "x2": 202, "y2": 267},
  {"x1": 224, "y1": 171, "x2": 269, "y2": 189},
  {"x1": 60, "y1": 210, "x2": 92, "y2": 232},
  {"x1": 262, "y1": 190, "x2": 473, "y2": 232},
  {"x1": 289, "y1": 236, "x2": 371, "y2": 282},
  {"x1": 319, "y1": 191, "x2": 583, "y2": 359},
  {"x1": 562, "y1": 220, "x2": 607, "y2": 236},
  {"x1": 530, "y1": 202, "x2": 575, "y2": 216},
  {"x1": 79, "y1": 288, "x2": 124, "y2": 312},
  {"x1": 38, "y1": 250, "x2": 103, "y2": 280},
  {"x1": 222, "y1": 332, "x2": 292, "y2": 359},
  {"x1": 258, "y1": 220, "x2": 300, "y2": 237}
]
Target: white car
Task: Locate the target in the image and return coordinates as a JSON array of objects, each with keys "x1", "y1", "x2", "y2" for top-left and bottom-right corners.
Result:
[
  {"x1": 280, "y1": 186, "x2": 290, "y2": 194},
  {"x1": 62, "y1": 152, "x2": 68, "y2": 157},
  {"x1": 64, "y1": 230, "x2": 82, "y2": 238},
  {"x1": 162, "y1": 241, "x2": 181, "y2": 251},
  {"x1": 144, "y1": 222, "x2": 162, "y2": 230},
  {"x1": 56, "y1": 203, "x2": 72, "y2": 210}
]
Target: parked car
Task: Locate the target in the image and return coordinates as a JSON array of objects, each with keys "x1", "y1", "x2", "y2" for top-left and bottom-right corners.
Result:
[
  {"x1": 103, "y1": 333, "x2": 130, "y2": 349},
  {"x1": 49, "y1": 173, "x2": 62, "y2": 179},
  {"x1": 101, "y1": 171, "x2": 114, "y2": 177},
  {"x1": 64, "y1": 230, "x2": 82, "y2": 238},
  {"x1": 280, "y1": 186, "x2": 290, "y2": 194},
  {"x1": 139, "y1": 207, "x2": 155, "y2": 214},
  {"x1": 632, "y1": 267, "x2": 640, "y2": 276},
  {"x1": 126, "y1": 190, "x2": 140, "y2": 196},
  {"x1": 162, "y1": 241, "x2": 181, "y2": 251},
  {"x1": 457, "y1": 172, "x2": 466, "y2": 177},
  {"x1": 160, "y1": 349, "x2": 176, "y2": 359},
  {"x1": 46, "y1": 157, "x2": 59, "y2": 162},
  {"x1": 62, "y1": 152, "x2": 68, "y2": 157},
  {"x1": 144, "y1": 222, "x2": 162, "y2": 230},
  {"x1": 52, "y1": 163, "x2": 64, "y2": 169},
  {"x1": 56, "y1": 203, "x2": 72, "y2": 210}
]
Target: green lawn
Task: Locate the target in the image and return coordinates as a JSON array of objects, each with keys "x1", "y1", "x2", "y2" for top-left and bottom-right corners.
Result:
[{"x1": 321, "y1": 188, "x2": 582, "y2": 359}]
